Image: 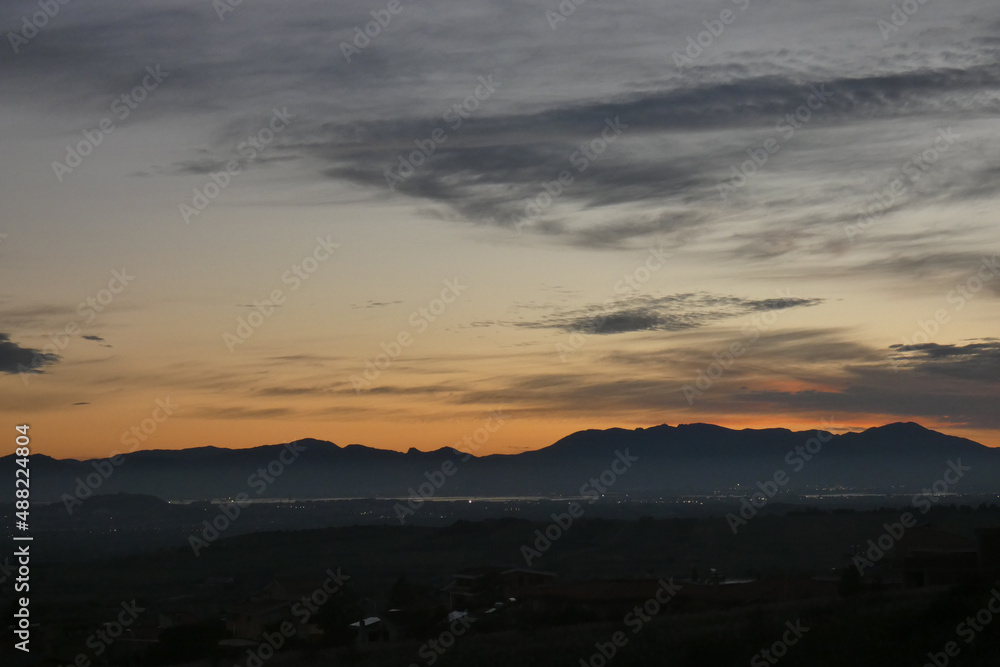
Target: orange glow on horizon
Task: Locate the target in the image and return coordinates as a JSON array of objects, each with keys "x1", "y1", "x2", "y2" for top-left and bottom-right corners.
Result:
[{"x1": 37, "y1": 408, "x2": 1000, "y2": 461}]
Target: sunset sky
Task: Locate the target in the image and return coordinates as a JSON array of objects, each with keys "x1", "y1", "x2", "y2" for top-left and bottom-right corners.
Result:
[{"x1": 2, "y1": 0, "x2": 998, "y2": 459}]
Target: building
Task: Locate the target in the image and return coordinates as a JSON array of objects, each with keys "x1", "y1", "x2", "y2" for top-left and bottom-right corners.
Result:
[
  {"x1": 899, "y1": 527, "x2": 1000, "y2": 588},
  {"x1": 441, "y1": 567, "x2": 556, "y2": 610}
]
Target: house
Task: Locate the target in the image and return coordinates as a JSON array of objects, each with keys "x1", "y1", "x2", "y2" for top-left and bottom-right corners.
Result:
[
  {"x1": 898, "y1": 527, "x2": 993, "y2": 588},
  {"x1": 224, "y1": 573, "x2": 348, "y2": 641},
  {"x1": 499, "y1": 568, "x2": 558, "y2": 598},
  {"x1": 349, "y1": 616, "x2": 392, "y2": 646},
  {"x1": 442, "y1": 566, "x2": 556, "y2": 610}
]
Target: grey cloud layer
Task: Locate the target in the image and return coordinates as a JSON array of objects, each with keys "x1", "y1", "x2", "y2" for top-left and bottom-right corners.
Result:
[
  {"x1": 171, "y1": 61, "x2": 1000, "y2": 248},
  {"x1": 6, "y1": 0, "x2": 998, "y2": 254}
]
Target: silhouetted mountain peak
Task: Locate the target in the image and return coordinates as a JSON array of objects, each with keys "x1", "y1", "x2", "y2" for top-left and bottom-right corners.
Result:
[
  {"x1": 292, "y1": 437, "x2": 341, "y2": 450},
  {"x1": 5, "y1": 421, "x2": 996, "y2": 502},
  {"x1": 868, "y1": 421, "x2": 932, "y2": 435}
]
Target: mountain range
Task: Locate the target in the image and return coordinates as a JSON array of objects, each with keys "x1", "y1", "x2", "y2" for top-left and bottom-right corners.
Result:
[{"x1": 6, "y1": 422, "x2": 998, "y2": 504}]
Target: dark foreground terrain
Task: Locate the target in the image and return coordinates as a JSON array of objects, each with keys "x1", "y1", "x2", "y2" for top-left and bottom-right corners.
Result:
[{"x1": 4, "y1": 499, "x2": 1000, "y2": 666}]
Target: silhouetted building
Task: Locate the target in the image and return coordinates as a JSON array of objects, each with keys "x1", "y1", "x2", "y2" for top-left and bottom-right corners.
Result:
[
  {"x1": 897, "y1": 527, "x2": 999, "y2": 588},
  {"x1": 442, "y1": 567, "x2": 556, "y2": 610}
]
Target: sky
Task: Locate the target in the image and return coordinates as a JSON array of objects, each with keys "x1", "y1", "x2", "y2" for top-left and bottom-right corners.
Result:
[{"x1": 1, "y1": 0, "x2": 998, "y2": 459}]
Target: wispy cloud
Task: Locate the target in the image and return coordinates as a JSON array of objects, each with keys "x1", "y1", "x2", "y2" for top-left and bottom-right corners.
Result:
[{"x1": 509, "y1": 292, "x2": 823, "y2": 334}]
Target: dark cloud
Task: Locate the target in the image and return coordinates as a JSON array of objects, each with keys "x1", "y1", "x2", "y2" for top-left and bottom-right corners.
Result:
[
  {"x1": 889, "y1": 340, "x2": 1000, "y2": 382},
  {"x1": 355, "y1": 300, "x2": 404, "y2": 309},
  {"x1": 0, "y1": 333, "x2": 59, "y2": 374},
  {"x1": 264, "y1": 354, "x2": 352, "y2": 363},
  {"x1": 365, "y1": 384, "x2": 460, "y2": 396},
  {"x1": 288, "y1": 62, "x2": 1000, "y2": 242},
  {"x1": 166, "y1": 153, "x2": 299, "y2": 176},
  {"x1": 573, "y1": 309, "x2": 669, "y2": 335},
  {"x1": 511, "y1": 292, "x2": 823, "y2": 335},
  {"x1": 256, "y1": 386, "x2": 336, "y2": 397}
]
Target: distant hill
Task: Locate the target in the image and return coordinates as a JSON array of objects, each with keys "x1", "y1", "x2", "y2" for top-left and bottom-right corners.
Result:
[{"x1": 5, "y1": 422, "x2": 997, "y2": 502}]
